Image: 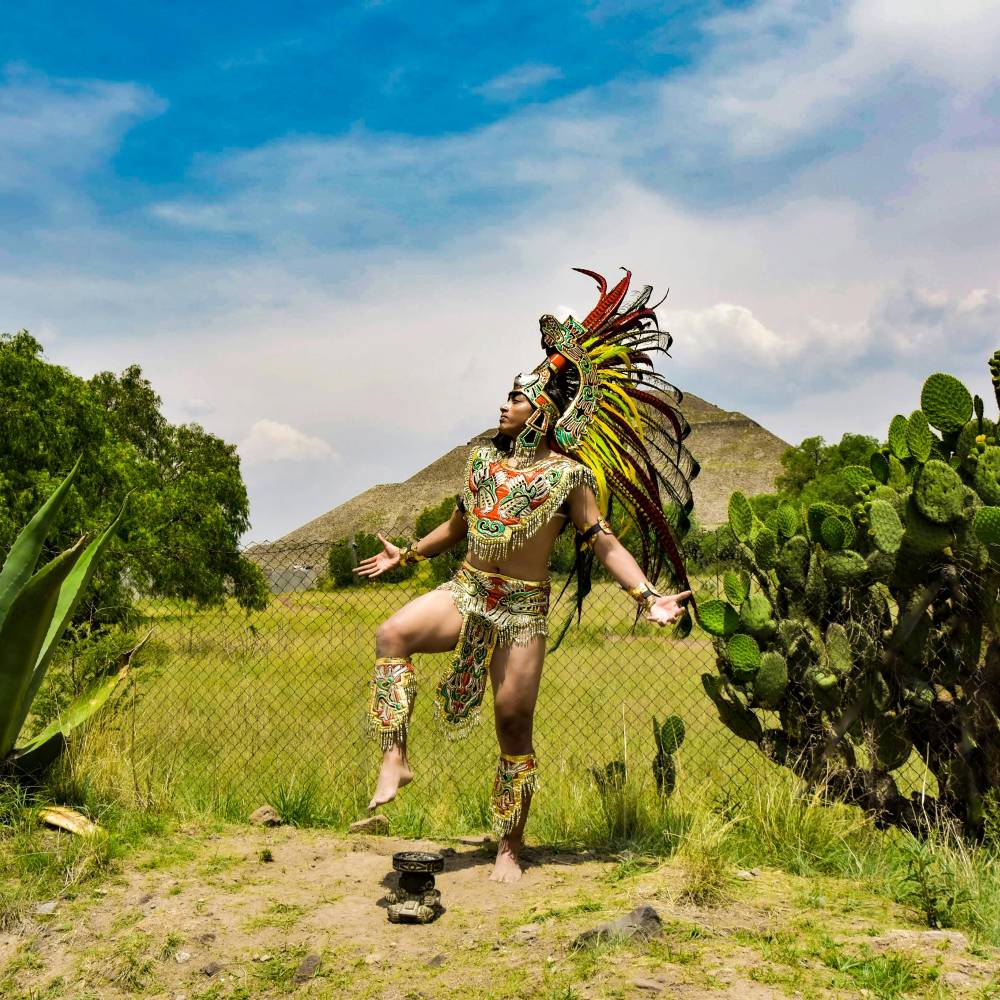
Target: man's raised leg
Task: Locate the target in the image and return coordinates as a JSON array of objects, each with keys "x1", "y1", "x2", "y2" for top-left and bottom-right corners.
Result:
[{"x1": 366, "y1": 588, "x2": 463, "y2": 811}]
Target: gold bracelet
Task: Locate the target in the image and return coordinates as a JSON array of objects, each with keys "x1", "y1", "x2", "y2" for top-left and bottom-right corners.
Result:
[
  {"x1": 398, "y1": 543, "x2": 428, "y2": 566},
  {"x1": 625, "y1": 581, "x2": 662, "y2": 610}
]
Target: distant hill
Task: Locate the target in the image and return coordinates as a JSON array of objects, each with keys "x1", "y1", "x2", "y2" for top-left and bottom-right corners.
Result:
[{"x1": 257, "y1": 394, "x2": 789, "y2": 578}]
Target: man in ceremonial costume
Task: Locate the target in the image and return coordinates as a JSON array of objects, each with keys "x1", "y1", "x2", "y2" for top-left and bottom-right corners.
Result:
[{"x1": 356, "y1": 268, "x2": 698, "y2": 882}]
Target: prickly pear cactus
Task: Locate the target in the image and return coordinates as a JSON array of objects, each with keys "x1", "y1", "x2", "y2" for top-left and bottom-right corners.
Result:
[
  {"x1": 652, "y1": 714, "x2": 685, "y2": 797},
  {"x1": 697, "y1": 354, "x2": 1000, "y2": 836}
]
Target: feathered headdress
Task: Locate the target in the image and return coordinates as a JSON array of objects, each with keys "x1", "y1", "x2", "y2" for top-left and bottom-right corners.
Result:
[{"x1": 512, "y1": 267, "x2": 699, "y2": 592}]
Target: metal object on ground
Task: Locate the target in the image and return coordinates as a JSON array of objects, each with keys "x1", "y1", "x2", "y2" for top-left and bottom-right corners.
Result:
[{"x1": 386, "y1": 851, "x2": 444, "y2": 924}]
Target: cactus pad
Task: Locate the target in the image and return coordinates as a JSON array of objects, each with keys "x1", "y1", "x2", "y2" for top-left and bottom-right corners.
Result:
[
  {"x1": 825, "y1": 550, "x2": 868, "y2": 587},
  {"x1": 740, "y1": 593, "x2": 774, "y2": 634},
  {"x1": 914, "y1": 459, "x2": 966, "y2": 524},
  {"x1": 726, "y1": 633, "x2": 761, "y2": 681},
  {"x1": 777, "y1": 535, "x2": 810, "y2": 590},
  {"x1": 824, "y1": 623, "x2": 853, "y2": 675},
  {"x1": 974, "y1": 446, "x2": 1000, "y2": 505},
  {"x1": 903, "y1": 498, "x2": 954, "y2": 553},
  {"x1": 887, "y1": 454, "x2": 908, "y2": 489},
  {"x1": 868, "y1": 498, "x2": 904, "y2": 552},
  {"x1": 870, "y1": 451, "x2": 890, "y2": 484},
  {"x1": 697, "y1": 600, "x2": 741, "y2": 637},
  {"x1": 656, "y1": 714, "x2": 685, "y2": 755},
  {"x1": 921, "y1": 372, "x2": 974, "y2": 433},
  {"x1": 841, "y1": 465, "x2": 877, "y2": 493},
  {"x1": 805, "y1": 550, "x2": 828, "y2": 615},
  {"x1": 888, "y1": 414, "x2": 910, "y2": 459},
  {"x1": 752, "y1": 525, "x2": 778, "y2": 569},
  {"x1": 973, "y1": 506, "x2": 1000, "y2": 546},
  {"x1": 807, "y1": 502, "x2": 848, "y2": 543},
  {"x1": 776, "y1": 503, "x2": 800, "y2": 538},
  {"x1": 723, "y1": 571, "x2": 750, "y2": 606},
  {"x1": 728, "y1": 492, "x2": 754, "y2": 541},
  {"x1": 753, "y1": 652, "x2": 788, "y2": 709},
  {"x1": 820, "y1": 515, "x2": 847, "y2": 551},
  {"x1": 956, "y1": 417, "x2": 996, "y2": 459},
  {"x1": 906, "y1": 410, "x2": 935, "y2": 463}
]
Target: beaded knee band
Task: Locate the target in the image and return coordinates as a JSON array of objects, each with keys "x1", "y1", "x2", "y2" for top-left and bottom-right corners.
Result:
[
  {"x1": 367, "y1": 657, "x2": 416, "y2": 751},
  {"x1": 491, "y1": 752, "x2": 538, "y2": 838}
]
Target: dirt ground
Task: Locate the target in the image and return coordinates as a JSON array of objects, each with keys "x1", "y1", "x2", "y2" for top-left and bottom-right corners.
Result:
[{"x1": 2, "y1": 824, "x2": 999, "y2": 999}]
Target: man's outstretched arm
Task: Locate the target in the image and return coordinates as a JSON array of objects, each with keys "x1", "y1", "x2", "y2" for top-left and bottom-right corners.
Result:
[
  {"x1": 567, "y1": 485, "x2": 690, "y2": 626},
  {"x1": 355, "y1": 504, "x2": 468, "y2": 579}
]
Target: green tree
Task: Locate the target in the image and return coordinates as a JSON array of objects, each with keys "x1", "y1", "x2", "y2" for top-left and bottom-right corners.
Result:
[{"x1": 0, "y1": 331, "x2": 267, "y2": 626}]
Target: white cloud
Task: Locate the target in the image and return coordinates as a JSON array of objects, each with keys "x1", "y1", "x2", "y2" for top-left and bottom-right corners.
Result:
[
  {"x1": 239, "y1": 420, "x2": 338, "y2": 464},
  {"x1": 472, "y1": 64, "x2": 562, "y2": 102},
  {"x1": 8, "y1": 0, "x2": 1000, "y2": 538}
]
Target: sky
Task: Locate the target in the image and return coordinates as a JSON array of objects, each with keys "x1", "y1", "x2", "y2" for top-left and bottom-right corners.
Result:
[{"x1": 3, "y1": 0, "x2": 1000, "y2": 540}]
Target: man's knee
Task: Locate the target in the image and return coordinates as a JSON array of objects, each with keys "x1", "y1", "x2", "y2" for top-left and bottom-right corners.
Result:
[{"x1": 375, "y1": 618, "x2": 408, "y2": 655}]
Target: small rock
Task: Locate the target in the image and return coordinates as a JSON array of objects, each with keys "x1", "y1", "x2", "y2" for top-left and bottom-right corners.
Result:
[
  {"x1": 249, "y1": 805, "x2": 282, "y2": 827},
  {"x1": 34, "y1": 900, "x2": 58, "y2": 916},
  {"x1": 735, "y1": 870, "x2": 756, "y2": 880},
  {"x1": 428, "y1": 954, "x2": 445, "y2": 967},
  {"x1": 200, "y1": 961, "x2": 223, "y2": 977},
  {"x1": 943, "y1": 971, "x2": 976, "y2": 989},
  {"x1": 349, "y1": 815, "x2": 389, "y2": 834},
  {"x1": 94, "y1": 888, "x2": 109, "y2": 896},
  {"x1": 174, "y1": 951, "x2": 192, "y2": 964},
  {"x1": 632, "y1": 979, "x2": 664, "y2": 993},
  {"x1": 572, "y1": 906, "x2": 663, "y2": 950},
  {"x1": 363, "y1": 952, "x2": 383, "y2": 966},
  {"x1": 513, "y1": 923, "x2": 541, "y2": 942},
  {"x1": 252, "y1": 954, "x2": 273, "y2": 963},
  {"x1": 293, "y1": 954, "x2": 321, "y2": 983}
]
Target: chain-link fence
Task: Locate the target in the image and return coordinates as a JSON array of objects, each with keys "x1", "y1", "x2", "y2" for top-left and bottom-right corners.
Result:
[{"x1": 125, "y1": 540, "x2": 768, "y2": 823}]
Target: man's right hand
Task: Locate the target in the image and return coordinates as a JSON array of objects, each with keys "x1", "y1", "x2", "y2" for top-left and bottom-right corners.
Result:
[{"x1": 354, "y1": 533, "x2": 401, "y2": 578}]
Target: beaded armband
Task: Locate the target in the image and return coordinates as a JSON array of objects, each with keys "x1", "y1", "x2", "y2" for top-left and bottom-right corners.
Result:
[
  {"x1": 625, "y1": 580, "x2": 662, "y2": 611},
  {"x1": 398, "y1": 543, "x2": 428, "y2": 567}
]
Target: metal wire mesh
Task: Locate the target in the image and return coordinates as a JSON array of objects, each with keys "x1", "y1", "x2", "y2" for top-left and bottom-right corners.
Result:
[{"x1": 127, "y1": 540, "x2": 767, "y2": 820}]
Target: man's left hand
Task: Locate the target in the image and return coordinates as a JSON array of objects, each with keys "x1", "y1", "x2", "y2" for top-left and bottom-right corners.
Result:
[{"x1": 645, "y1": 590, "x2": 692, "y2": 627}]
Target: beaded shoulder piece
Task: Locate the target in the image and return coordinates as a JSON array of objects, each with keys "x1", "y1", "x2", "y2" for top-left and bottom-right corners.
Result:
[{"x1": 462, "y1": 446, "x2": 596, "y2": 561}]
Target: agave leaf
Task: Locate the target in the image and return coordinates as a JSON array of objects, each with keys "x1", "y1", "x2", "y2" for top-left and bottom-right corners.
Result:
[
  {"x1": 38, "y1": 806, "x2": 101, "y2": 837},
  {"x1": 11, "y1": 629, "x2": 150, "y2": 776},
  {"x1": 0, "y1": 458, "x2": 81, "y2": 626},
  {"x1": 0, "y1": 538, "x2": 88, "y2": 758},
  {"x1": 8, "y1": 501, "x2": 127, "y2": 744}
]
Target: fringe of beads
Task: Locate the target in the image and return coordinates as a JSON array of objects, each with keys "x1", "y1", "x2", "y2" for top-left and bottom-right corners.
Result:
[
  {"x1": 367, "y1": 658, "x2": 416, "y2": 751},
  {"x1": 491, "y1": 752, "x2": 539, "y2": 838}
]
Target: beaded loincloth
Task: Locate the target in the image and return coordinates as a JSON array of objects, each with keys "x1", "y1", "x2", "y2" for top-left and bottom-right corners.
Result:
[{"x1": 433, "y1": 563, "x2": 549, "y2": 737}]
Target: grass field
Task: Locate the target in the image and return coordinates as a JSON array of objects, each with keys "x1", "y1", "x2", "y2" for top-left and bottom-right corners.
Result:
[{"x1": 105, "y1": 573, "x2": 769, "y2": 836}]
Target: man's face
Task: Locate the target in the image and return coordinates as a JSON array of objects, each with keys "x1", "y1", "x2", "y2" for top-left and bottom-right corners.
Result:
[{"x1": 498, "y1": 390, "x2": 535, "y2": 437}]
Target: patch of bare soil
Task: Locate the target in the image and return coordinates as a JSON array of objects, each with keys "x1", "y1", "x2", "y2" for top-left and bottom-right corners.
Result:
[{"x1": 2, "y1": 826, "x2": 998, "y2": 999}]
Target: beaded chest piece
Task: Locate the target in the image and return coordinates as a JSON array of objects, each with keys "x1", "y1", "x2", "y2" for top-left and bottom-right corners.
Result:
[{"x1": 462, "y1": 446, "x2": 596, "y2": 561}]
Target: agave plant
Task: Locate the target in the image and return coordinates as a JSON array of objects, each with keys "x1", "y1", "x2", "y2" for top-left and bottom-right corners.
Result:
[{"x1": 1, "y1": 458, "x2": 130, "y2": 777}]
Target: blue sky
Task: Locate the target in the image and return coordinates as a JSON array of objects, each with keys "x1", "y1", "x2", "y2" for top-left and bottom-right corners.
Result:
[{"x1": 3, "y1": 1, "x2": 1000, "y2": 539}]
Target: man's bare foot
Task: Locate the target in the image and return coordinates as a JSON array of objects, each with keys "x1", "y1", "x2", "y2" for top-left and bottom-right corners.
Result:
[
  {"x1": 490, "y1": 838, "x2": 524, "y2": 883},
  {"x1": 367, "y1": 751, "x2": 413, "y2": 811}
]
